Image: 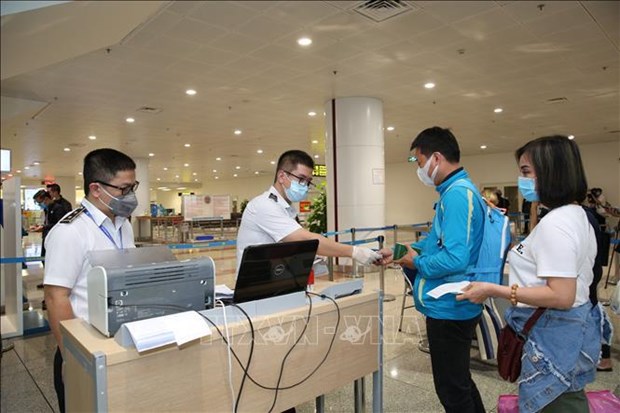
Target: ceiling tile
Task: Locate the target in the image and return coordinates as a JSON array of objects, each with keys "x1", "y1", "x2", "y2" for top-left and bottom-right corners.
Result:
[
  {"x1": 209, "y1": 32, "x2": 266, "y2": 55},
  {"x1": 165, "y1": 17, "x2": 228, "y2": 44},
  {"x1": 501, "y1": 1, "x2": 580, "y2": 24},
  {"x1": 267, "y1": 1, "x2": 340, "y2": 26},
  {"x1": 190, "y1": 1, "x2": 257, "y2": 29},
  {"x1": 420, "y1": 1, "x2": 498, "y2": 24},
  {"x1": 235, "y1": 15, "x2": 298, "y2": 42}
]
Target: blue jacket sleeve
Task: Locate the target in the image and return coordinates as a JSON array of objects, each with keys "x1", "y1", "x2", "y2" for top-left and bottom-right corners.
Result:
[{"x1": 414, "y1": 188, "x2": 477, "y2": 279}]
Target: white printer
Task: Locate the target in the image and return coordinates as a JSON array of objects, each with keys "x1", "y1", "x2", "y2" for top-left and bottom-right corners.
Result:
[{"x1": 86, "y1": 246, "x2": 215, "y2": 337}]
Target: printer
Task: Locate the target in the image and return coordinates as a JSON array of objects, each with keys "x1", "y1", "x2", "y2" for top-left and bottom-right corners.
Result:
[{"x1": 86, "y1": 246, "x2": 215, "y2": 337}]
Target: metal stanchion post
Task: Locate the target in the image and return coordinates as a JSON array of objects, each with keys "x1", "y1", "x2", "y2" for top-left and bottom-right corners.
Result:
[
  {"x1": 393, "y1": 224, "x2": 398, "y2": 245},
  {"x1": 328, "y1": 256, "x2": 334, "y2": 281},
  {"x1": 378, "y1": 236, "x2": 395, "y2": 302},
  {"x1": 351, "y1": 228, "x2": 359, "y2": 278}
]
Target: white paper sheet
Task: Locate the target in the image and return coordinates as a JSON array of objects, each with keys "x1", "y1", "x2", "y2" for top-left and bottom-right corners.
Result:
[
  {"x1": 426, "y1": 281, "x2": 471, "y2": 299},
  {"x1": 215, "y1": 284, "x2": 234, "y2": 298},
  {"x1": 123, "y1": 311, "x2": 211, "y2": 352}
]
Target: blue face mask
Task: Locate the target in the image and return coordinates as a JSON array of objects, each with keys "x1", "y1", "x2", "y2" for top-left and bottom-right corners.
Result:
[
  {"x1": 518, "y1": 176, "x2": 539, "y2": 202},
  {"x1": 37, "y1": 202, "x2": 47, "y2": 210},
  {"x1": 284, "y1": 178, "x2": 309, "y2": 202}
]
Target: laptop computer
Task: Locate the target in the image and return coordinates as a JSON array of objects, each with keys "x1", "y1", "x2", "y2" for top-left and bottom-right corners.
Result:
[{"x1": 233, "y1": 239, "x2": 319, "y2": 303}]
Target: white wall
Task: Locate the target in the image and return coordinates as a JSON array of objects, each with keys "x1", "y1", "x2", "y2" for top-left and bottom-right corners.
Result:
[{"x1": 385, "y1": 140, "x2": 620, "y2": 225}]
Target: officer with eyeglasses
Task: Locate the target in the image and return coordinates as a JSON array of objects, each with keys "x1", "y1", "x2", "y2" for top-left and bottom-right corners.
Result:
[
  {"x1": 43, "y1": 148, "x2": 139, "y2": 413},
  {"x1": 236, "y1": 149, "x2": 382, "y2": 277}
]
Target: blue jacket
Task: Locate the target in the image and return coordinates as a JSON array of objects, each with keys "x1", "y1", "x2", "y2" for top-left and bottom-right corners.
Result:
[
  {"x1": 412, "y1": 169, "x2": 484, "y2": 320},
  {"x1": 506, "y1": 303, "x2": 601, "y2": 413}
]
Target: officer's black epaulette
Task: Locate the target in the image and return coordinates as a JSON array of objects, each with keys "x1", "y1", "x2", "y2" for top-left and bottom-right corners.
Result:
[
  {"x1": 268, "y1": 193, "x2": 278, "y2": 202},
  {"x1": 60, "y1": 206, "x2": 85, "y2": 223}
]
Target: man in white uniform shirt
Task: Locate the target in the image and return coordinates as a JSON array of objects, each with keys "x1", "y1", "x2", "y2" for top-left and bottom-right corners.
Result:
[
  {"x1": 44, "y1": 148, "x2": 139, "y2": 413},
  {"x1": 237, "y1": 150, "x2": 381, "y2": 275}
]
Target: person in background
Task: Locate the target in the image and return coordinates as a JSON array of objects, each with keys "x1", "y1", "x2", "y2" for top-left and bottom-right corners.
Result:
[
  {"x1": 495, "y1": 188, "x2": 510, "y2": 213},
  {"x1": 380, "y1": 126, "x2": 486, "y2": 413},
  {"x1": 46, "y1": 183, "x2": 72, "y2": 216},
  {"x1": 44, "y1": 148, "x2": 138, "y2": 413},
  {"x1": 458, "y1": 135, "x2": 601, "y2": 412},
  {"x1": 236, "y1": 150, "x2": 383, "y2": 276}
]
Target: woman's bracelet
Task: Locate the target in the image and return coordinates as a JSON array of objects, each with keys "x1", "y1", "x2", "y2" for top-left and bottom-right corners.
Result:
[{"x1": 510, "y1": 284, "x2": 519, "y2": 306}]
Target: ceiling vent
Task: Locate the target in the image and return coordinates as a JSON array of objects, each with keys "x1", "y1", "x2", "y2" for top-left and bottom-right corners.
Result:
[
  {"x1": 545, "y1": 97, "x2": 569, "y2": 104},
  {"x1": 351, "y1": 0, "x2": 418, "y2": 22},
  {"x1": 137, "y1": 106, "x2": 163, "y2": 114}
]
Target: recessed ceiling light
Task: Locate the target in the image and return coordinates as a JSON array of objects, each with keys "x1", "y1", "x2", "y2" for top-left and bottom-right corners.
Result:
[
  {"x1": 297, "y1": 37, "x2": 312, "y2": 46},
  {"x1": 235, "y1": 166, "x2": 241, "y2": 170},
  {"x1": 216, "y1": 157, "x2": 222, "y2": 161},
  {"x1": 78, "y1": 172, "x2": 82, "y2": 175},
  {"x1": 24, "y1": 166, "x2": 30, "y2": 170},
  {"x1": 386, "y1": 126, "x2": 395, "y2": 131},
  {"x1": 234, "y1": 129, "x2": 242, "y2": 135},
  {"x1": 212, "y1": 169, "x2": 217, "y2": 173},
  {"x1": 314, "y1": 154, "x2": 319, "y2": 159},
  {"x1": 311, "y1": 140, "x2": 318, "y2": 144},
  {"x1": 33, "y1": 161, "x2": 40, "y2": 165},
  {"x1": 257, "y1": 149, "x2": 263, "y2": 154},
  {"x1": 424, "y1": 82, "x2": 435, "y2": 89},
  {"x1": 184, "y1": 143, "x2": 191, "y2": 148},
  {"x1": 185, "y1": 89, "x2": 197, "y2": 96},
  {"x1": 156, "y1": 178, "x2": 161, "y2": 181},
  {"x1": 16, "y1": 170, "x2": 21, "y2": 173},
  {"x1": 255, "y1": 171, "x2": 259, "y2": 175},
  {"x1": 494, "y1": 108, "x2": 503, "y2": 113},
  {"x1": 177, "y1": 187, "x2": 186, "y2": 190},
  {"x1": 88, "y1": 135, "x2": 96, "y2": 140},
  {"x1": 7, "y1": 173, "x2": 13, "y2": 177},
  {"x1": 126, "y1": 117, "x2": 135, "y2": 123},
  {"x1": 215, "y1": 176, "x2": 219, "y2": 180},
  {"x1": 64, "y1": 147, "x2": 71, "y2": 152},
  {"x1": 194, "y1": 179, "x2": 198, "y2": 182},
  {"x1": 568, "y1": 134, "x2": 575, "y2": 140},
  {"x1": 480, "y1": 145, "x2": 487, "y2": 149},
  {"x1": 184, "y1": 163, "x2": 189, "y2": 167},
  {"x1": 149, "y1": 153, "x2": 155, "y2": 157},
  {"x1": 163, "y1": 167, "x2": 168, "y2": 171},
  {"x1": 270, "y1": 160, "x2": 276, "y2": 165},
  {"x1": 75, "y1": 186, "x2": 81, "y2": 189},
  {"x1": 308, "y1": 111, "x2": 316, "y2": 117},
  {"x1": 175, "y1": 175, "x2": 180, "y2": 178},
  {"x1": 233, "y1": 174, "x2": 238, "y2": 178},
  {"x1": 192, "y1": 172, "x2": 197, "y2": 176}
]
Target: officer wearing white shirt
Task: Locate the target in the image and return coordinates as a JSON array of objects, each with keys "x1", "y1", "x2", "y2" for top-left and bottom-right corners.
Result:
[
  {"x1": 44, "y1": 148, "x2": 139, "y2": 413},
  {"x1": 236, "y1": 150, "x2": 382, "y2": 275}
]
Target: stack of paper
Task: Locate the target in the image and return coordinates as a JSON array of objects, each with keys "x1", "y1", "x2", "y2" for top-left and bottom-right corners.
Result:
[
  {"x1": 120, "y1": 311, "x2": 212, "y2": 353},
  {"x1": 215, "y1": 284, "x2": 234, "y2": 300}
]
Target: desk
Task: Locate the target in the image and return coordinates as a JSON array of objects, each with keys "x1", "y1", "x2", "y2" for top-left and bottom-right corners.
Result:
[{"x1": 61, "y1": 290, "x2": 383, "y2": 412}]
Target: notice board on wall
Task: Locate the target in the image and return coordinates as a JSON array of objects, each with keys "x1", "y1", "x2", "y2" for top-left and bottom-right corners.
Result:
[{"x1": 182, "y1": 195, "x2": 231, "y2": 221}]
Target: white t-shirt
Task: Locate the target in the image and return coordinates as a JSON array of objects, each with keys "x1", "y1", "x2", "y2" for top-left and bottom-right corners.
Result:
[
  {"x1": 44, "y1": 198, "x2": 135, "y2": 321},
  {"x1": 236, "y1": 186, "x2": 301, "y2": 275},
  {"x1": 508, "y1": 204, "x2": 596, "y2": 308}
]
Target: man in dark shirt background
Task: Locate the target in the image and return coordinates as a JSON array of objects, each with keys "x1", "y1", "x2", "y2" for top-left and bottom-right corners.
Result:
[{"x1": 46, "y1": 183, "x2": 73, "y2": 216}]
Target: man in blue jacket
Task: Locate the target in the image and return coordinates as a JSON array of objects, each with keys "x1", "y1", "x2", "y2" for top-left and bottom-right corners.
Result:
[{"x1": 394, "y1": 127, "x2": 485, "y2": 413}]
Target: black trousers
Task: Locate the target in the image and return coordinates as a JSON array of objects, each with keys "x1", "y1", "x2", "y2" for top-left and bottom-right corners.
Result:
[
  {"x1": 54, "y1": 347, "x2": 65, "y2": 413},
  {"x1": 426, "y1": 316, "x2": 485, "y2": 413}
]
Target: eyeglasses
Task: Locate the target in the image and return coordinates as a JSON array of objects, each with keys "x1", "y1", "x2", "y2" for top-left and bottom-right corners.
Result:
[
  {"x1": 95, "y1": 180, "x2": 140, "y2": 196},
  {"x1": 284, "y1": 171, "x2": 315, "y2": 188},
  {"x1": 408, "y1": 155, "x2": 418, "y2": 163}
]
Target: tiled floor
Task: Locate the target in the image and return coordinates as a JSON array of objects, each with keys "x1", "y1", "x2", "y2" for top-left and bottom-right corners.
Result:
[{"x1": 2, "y1": 239, "x2": 620, "y2": 412}]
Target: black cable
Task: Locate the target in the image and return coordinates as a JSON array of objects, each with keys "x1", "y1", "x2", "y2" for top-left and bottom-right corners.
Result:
[
  {"x1": 229, "y1": 303, "x2": 255, "y2": 413},
  {"x1": 267, "y1": 292, "x2": 314, "y2": 413}
]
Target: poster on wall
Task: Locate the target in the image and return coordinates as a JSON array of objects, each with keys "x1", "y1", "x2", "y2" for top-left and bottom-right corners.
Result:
[
  {"x1": 299, "y1": 201, "x2": 311, "y2": 213},
  {"x1": 182, "y1": 194, "x2": 231, "y2": 220}
]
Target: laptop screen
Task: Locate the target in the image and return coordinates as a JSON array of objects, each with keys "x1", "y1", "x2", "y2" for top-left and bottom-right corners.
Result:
[{"x1": 233, "y1": 239, "x2": 319, "y2": 303}]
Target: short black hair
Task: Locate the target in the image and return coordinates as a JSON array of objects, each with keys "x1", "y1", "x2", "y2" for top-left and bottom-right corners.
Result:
[
  {"x1": 274, "y1": 150, "x2": 314, "y2": 183},
  {"x1": 46, "y1": 183, "x2": 61, "y2": 194},
  {"x1": 410, "y1": 126, "x2": 460, "y2": 163},
  {"x1": 515, "y1": 135, "x2": 587, "y2": 209},
  {"x1": 83, "y1": 148, "x2": 136, "y2": 196},
  {"x1": 33, "y1": 189, "x2": 51, "y2": 200}
]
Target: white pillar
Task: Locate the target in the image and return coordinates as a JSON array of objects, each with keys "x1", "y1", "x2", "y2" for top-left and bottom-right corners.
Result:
[
  {"x1": 132, "y1": 158, "x2": 150, "y2": 238},
  {"x1": 324, "y1": 97, "x2": 386, "y2": 249},
  {"x1": 53, "y1": 176, "x2": 76, "y2": 207}
]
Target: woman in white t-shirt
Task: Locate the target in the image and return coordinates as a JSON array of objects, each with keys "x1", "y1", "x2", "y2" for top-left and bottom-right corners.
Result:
[{"x1": 458, "y1": 135, "x2": 601, "y2": 413}]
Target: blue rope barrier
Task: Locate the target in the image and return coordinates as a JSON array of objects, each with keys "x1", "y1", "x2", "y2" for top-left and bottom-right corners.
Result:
[
  {"x1": 354, "y1": 226, "x2": 395, "y2": 232},
  {"x1": 167, "y1": 240, "x2": 237, "y2": 249},
  {"x1": 340, "y1": 237, "x2": 380, "y2": 246},
  {"x1": 0, "y1": 256, "x2": 44, "y2": 264},
  {"x1": 322, "y1": 229, "x2": 352, "y2": 237}
]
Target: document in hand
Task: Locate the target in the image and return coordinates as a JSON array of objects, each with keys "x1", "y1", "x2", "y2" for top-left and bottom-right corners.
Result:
[{"x1": 426, "y1": 281, "x2": 471, "y2": 299}]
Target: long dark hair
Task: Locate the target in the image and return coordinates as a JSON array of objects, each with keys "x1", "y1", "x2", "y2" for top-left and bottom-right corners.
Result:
[{"x1": 515, "y1": 136, "x2": 587, "y2": 209}]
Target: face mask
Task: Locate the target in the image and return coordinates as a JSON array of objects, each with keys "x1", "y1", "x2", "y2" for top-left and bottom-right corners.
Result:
[
  {"x1": 417, "y1": 155, "x2": 439, "y2": 187},
  {"x1": 284, "y1": 175, "x2": 309, "y2": 202},
  {"x1": 98, "y1": 186, "x2": 138, "y2": 217},
  {"x1": 38, "y1": 202, "x2": 47, "y2": 210},
  {"x1": 518, "y1": 176, "x2": 539, "y2": 202}
]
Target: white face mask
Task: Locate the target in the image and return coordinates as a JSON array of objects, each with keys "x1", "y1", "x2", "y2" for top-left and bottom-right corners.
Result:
[{"x1": 417, "y1": 155, "x2": 439, "y2": 187}]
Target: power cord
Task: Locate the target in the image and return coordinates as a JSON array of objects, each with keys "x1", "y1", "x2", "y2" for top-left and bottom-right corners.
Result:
[{"x1": 216, "y1": 299, "x2": 236, "y2": 412}]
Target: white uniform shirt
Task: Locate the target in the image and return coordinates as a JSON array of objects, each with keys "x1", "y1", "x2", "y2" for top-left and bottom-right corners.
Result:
[
  {"x1": 44, "y1": 198, "x2": 135, "y2": 321},
  {"x1": 508, "y1": 204, "x2": 596, "y2": 308},
  {"x1": 236, "y1": 186, "x2": 301, "y2": 274}
]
